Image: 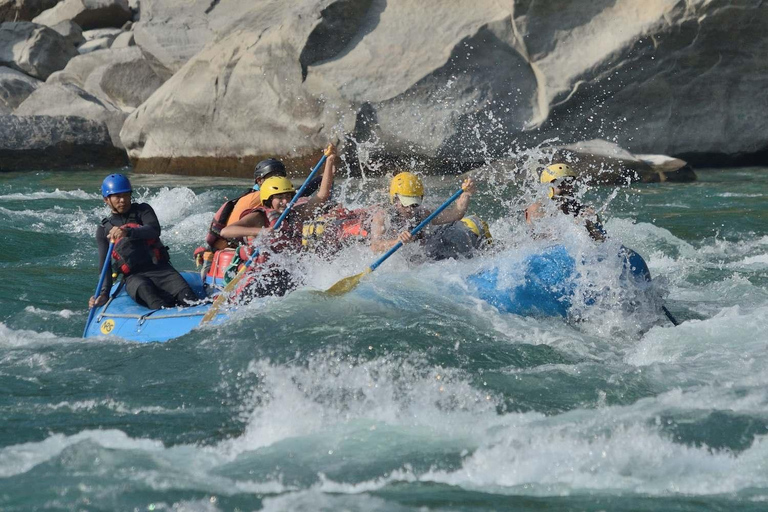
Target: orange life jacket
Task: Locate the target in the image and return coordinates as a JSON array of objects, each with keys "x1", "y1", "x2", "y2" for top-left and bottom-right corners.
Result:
[
  {"x1": 302, "y1": 205, "x2": 371, "y2": 255},
  {"x1": 205, "y1": 190, "x2": 261, "y2": 250}
]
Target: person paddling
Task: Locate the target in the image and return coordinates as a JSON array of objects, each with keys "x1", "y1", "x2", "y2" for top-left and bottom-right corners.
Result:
[
  {"x1": 205, "y1": 159, "x2": 304, "y2": 252},
  {"x1": 524, "y1": 163, "x2": 606, "y2": 242},
  {"x1": 219, "y1": 143, "x2": 337, "y2": 297},
  {"x1": 369, "y1": 171, "x2": 477, "y2": 253},
  {"x1": 89, "y1": 174, "x2": 198, "y2": 310},
  {"x1": 423, "y1": 214, "x2": 493, "y2": 260}
]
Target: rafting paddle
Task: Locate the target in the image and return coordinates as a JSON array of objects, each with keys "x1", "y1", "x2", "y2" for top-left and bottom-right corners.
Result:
[
  {"x1": 662, "y1": 305, "x2": 680, "y2": 326},
  {"x1": 201, "y1": 148, "x2": 332, "y2": 323},
  {"x1": 83, "y1": 241, "x2": 115, "y2": 337},
  {"x1": 325, "y1": 187, "x2": 467, "y2": 296}
]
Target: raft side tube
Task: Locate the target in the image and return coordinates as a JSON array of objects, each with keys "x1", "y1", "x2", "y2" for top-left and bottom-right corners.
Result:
[{"x1": 84, "y1": 272, "x2": 226, "y2": 343}]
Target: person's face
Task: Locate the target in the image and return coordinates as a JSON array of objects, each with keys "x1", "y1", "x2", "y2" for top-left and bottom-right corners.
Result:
[
  {"x1": 551, "y1": 177, "x2": 575, "y2": 198},
  {"x1": 394, "y1": 197, "x2": 420, "y2": 215},
  {"x1": 270, "y1": 192, "x2": 293, "y2": 211},
  {"x1": 256, "y1": 172, "x2": 275, "y2": 187},
  {"x1": 104, "y1": 192, "x2": 131, "y2": 214}
]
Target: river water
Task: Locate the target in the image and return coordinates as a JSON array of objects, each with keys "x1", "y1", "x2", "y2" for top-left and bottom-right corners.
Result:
[{"x1": 1, "y1": 166, "x2": 767, "y2": 511}]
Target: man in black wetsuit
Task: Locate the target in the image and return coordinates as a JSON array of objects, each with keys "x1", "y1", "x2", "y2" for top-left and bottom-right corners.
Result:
[{"x1": 88, "y1": 174, "x2": 198, "y2": 310}]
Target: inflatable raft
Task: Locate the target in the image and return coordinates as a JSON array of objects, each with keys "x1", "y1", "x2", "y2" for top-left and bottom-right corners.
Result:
[
  {"x1": 467, "y1": 245, "x2": 652, "y2": 317},
  {"x1": 83, "y1": 272, "x2": 227, "y2": 343}
]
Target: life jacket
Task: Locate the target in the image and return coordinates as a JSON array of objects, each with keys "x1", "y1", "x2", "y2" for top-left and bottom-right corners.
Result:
[
  {"x1": 302, "y1": 205, "x2": 370, "y2": 255},
  {"x1": 386, "y1": 205, "x2": 431, "y2": 242},
  {"x1": 236, "y1": 199, "x2": 308, "y2": 262},
  {"x1": 205, "y1": 190, "x2": 260, "y2": 250},
  {"x1": 110, "y1": 222, "x2": 170, "y2": 275}
]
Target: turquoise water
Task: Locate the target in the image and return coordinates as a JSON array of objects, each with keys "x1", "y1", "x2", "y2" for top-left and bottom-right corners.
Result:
[{"x1": 1, "y1": 167, "x2": 768, "y2": 511}]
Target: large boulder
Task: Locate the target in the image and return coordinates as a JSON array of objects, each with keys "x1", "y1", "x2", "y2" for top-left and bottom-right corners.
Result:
[
  {"x1": 554, "y1": 139, "x2": 696, "y2": 184},
  {"x1": 82, "y1": 49, "x2": 164, "y2": 109},
  {"x1": 131, "y1": 0, "x2": 255, "y2": 74},
  {"x1": 48, "y1": 46, "x2": 132, "y2": 87},
  {"x1": 109, "y1": 30, "x2": 133, "y2": 48},
  {"x1": 118, "y1": 0, "x2": 768, "y2": 174},
  {"x1": 121, "y1": 1, "x2": 351, "y2": 175},
  {"x1": 0, "y1": 66, "x2": 42, "y2": 113},
  {"x1": 82, "y1": 26, "x2": 122, "y2": 41},
  {"x1": 50, "y1": 20, "x2": 86, "y2": 47},
  {"x1": 77, "y1": 36, "x2": 113, "y2": 54},
  {"x1": 0, "y1": 0, "x2": 59, "y2": 23},
  {"x1": 47, "y1": 47, "x2": 165, "y2": 110},
  {"x1": 0, "y1": 21, "x2": 78, "y2": 80},
  {"x1": 33, "y1": 0, "x2": 131, "y2": 30},
  {"x1": 0, "y1": 114, "x2": 127, "y2": 170},
  {"x1": 14, "y1": 82, "x2": 127, "y2": 146},
  {"x1": 524, "y1": 1, "x2": 768, "y2": 166}
]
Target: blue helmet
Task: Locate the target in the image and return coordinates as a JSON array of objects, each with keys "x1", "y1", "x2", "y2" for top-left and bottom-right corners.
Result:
[{"x1": 101, "y1": 174, "x2": 132, "y2": 198}]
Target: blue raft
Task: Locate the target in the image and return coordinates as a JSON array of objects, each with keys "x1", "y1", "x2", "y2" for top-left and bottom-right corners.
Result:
[
  {"x1": 83, "y1": 272, "x2": 227, "y2": 343},
  {"x1": 467, "y1": 245, "x2": 651, "y2": 317}
]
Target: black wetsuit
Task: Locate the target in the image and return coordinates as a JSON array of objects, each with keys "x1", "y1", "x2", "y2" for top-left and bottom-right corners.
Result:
[
  {"x1": 545, "y1": 195, "x2": 607, "y2": 242},
  {"x1": 424, "y1": 221, "x2": 485, "y2": 260},
  {"x1": 96, "y1": 203, "x2": 198, "y2": 309}
]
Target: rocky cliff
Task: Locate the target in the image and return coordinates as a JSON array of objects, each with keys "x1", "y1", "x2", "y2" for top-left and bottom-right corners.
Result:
[{"x1": 2, "y1": 0, "x2": 765, "y2": 178}]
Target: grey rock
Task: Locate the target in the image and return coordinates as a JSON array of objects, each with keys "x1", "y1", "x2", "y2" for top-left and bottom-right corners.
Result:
[
  {"x1": 521, "y1": 1, "x2": 768, "y2": 164},
  {"x1": 132, "y1": 0, "x2": 253, "y2": 73},
  {"x1": 46, "y1": 46, "x2": 164, "y2": 110},
  {"x1": 122, "y1": 1, "x2": 342, "y2": 168},
  {"x1": 0, "y1": 0, "x2": 58, "y2": 23},
  {"x1": 0, "y1": 21, "x2": 78, "y2": 80},
  {"x1": 115, "y1": 1, "x2": 768, "y2": 173},
  {"x1": 635, "y1": 153, "x2": 696, "y2": 183},
  {"x1": 77, "y1": 36, "x2": 113, "y2": 53},
  {"x1": 15, "y1": 81, "x2": 128, "y2": 147},
  {"x1": 0, "y1": 65, "x2": 42, "y2": 112},
  {"x1": 545, "y1": 140, "x2": 698, "y2": 184},
  {"x1": 555, "y1": 139, "x2": 655, "y2": 184},
  {"x1": 82, "y1": 49, "x2": 163, "y2": 109},
  {"x1": 50, "y1": 20, "x2": 86, "y2": 47},
  {"x1": 33, "y1": 0, "x2": 131, "y2": 30},
  {"x1": 110, "y1": 30, "x2": 133, "y2": 48},
  {"x1": 82, "y1": 27, "x2": 122, "y2": 41},
  {"x1": 0, "y1": 114, "x2": 127, "y2": 170},
  {"x1": 48, "y1": 46, "x2": 138, "y2": 87}
]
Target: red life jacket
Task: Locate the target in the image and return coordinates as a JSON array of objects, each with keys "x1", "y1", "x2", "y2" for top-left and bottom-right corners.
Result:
[
  {"x1": 205, "y1": 197, "x2": 239, "y2": 249},
  {"x1": 111, "y1": 222, "x2": 170, "y2": 275},
  {"x1": 240, "y1": 200, "x2": 306, "y2": 255},
  {"x1": 302, "y1": 205, "x2": 371, "y2": 255}
]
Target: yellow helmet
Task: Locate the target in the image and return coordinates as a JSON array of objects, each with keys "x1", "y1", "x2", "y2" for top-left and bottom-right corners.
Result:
[
  {"x1": 540, "y1": 163, "x2": 576, "y2": 198},
  {"x1": 389, "y1": 172, "x2": 424, "y2": 206},
  {"x1": 260, "y1": 176, "x2": 295, "y2": 205},
  {"x1": 539, "y1": 163, "x2": 576, "y2": 184},
  {"x1": 461, "y1": 215, "x2": 492, "y2": 244}
]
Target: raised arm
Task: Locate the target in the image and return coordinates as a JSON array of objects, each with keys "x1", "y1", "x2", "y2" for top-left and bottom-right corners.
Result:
[
  {"x1": 433, "y1": 177, "x2": 475, "y2": 224},
  {"x1": 302, "y1": 143, "x2": 337, "y2": 215}
]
